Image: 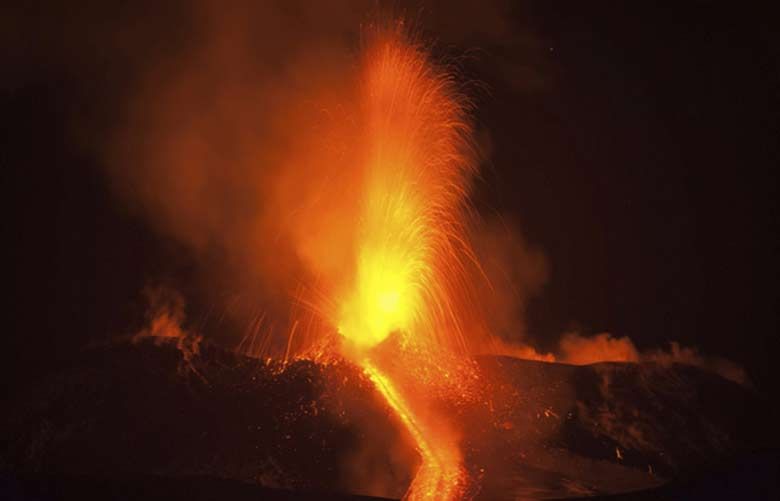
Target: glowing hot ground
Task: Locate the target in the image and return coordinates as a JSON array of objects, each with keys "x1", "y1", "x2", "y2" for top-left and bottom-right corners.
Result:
[{"x1": 363, "y1": 361, "x2": 466, "y2": 501}]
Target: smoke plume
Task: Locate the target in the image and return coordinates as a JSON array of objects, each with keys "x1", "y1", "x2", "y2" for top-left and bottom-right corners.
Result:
[{"x1": 99, "y1": 1, "x2": 745, "y2": 386}]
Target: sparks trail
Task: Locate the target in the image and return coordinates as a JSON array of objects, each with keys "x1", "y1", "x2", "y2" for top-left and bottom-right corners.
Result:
[
  {"x1": 328, "y1": 22, "x2": 481, "y2": 500},
  {"x1": 333, "y1": 22, "x2": 480, "y2": 354}
]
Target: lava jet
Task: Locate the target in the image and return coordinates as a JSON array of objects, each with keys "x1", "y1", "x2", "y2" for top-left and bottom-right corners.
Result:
[{"x1": 4, "y1": 4, "x2": 777, "y2": 501}]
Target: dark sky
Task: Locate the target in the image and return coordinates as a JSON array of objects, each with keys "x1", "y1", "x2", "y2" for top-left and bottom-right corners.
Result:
[{"x1": 4, "y1": 2, "x2": 778, "y2": 398}]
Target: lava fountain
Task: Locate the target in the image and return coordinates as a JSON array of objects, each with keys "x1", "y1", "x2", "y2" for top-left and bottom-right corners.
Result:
[
  {"x1": 322, "y1": 24, "x2": 483, "y2": 500},
  {"x1": 86, "y1": 5, "x2": 760, "y2": 500}
]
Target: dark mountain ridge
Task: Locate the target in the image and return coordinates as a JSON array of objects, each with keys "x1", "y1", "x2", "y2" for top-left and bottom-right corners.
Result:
[{"x1": 2, "y1": 338, "x2": 775, "y2": 500}]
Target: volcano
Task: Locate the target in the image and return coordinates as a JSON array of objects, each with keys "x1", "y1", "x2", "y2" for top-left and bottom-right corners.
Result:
[{"x1": 2, "y1": 338, "x2": 775, "y2": 500}]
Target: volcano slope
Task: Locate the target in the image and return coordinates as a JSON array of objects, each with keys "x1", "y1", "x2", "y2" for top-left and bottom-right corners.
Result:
[{"x1": 1, "y1": 338, "x2": 775, "y2": 500}]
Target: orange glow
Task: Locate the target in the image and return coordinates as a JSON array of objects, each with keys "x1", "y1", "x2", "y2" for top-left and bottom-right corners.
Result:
[
  {"x1": 363, "y1": 361, "x2": 466, "y2": 500},
  {"x1": 329, "y1": 23, "x2": 479, "y2": 500},
  {"x1": 107, "y1": 6, "x2": 753, "y2": 498},
  {"x1": 332, "y1": 23, "x2": 479, "y2": 354},
  {"x1": 557, "y1": 332, "x2": 640, "y2": 365}
]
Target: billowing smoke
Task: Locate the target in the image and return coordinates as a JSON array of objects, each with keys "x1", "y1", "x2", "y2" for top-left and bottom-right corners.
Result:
[
  {"x1": 557, "y1": 332, "x2": 748, "y2": 385},
  {"x1": 483, "y1": 331, "x2": 747, "y2": 385},
  {"x1": 98, "y1": 0, "x2": 745, "y2": 386},
  {"x1": 6, "y1": 0, "x2": 743, "y2": 384},
  {"x1": 132, "y1": 285, "x2": 204, "y2": 379},
  {"x1": 106, "y1": 1, "x2": 365, "y2": 347}
]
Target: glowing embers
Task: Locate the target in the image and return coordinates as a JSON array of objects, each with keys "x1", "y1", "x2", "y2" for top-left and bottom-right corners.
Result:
[
  {"x1": 331, "y1": 22, "x2": 478, "y2": 355},
  {"x1": 337, "y1": 191, "x2": 427, "y2": 348}
]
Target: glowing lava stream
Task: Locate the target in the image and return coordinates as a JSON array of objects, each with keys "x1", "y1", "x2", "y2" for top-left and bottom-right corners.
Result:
[{"x1": 362, "y1": 361, "x2": 466, "y2": 500}]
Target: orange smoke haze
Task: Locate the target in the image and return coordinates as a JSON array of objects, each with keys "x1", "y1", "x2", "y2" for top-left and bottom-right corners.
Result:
[
  {"x1": 480, "y1": 330, "x2": 747, "y2": 385},
  {"x1": 107, "y1": 0, "x2": 747, "y2": 387},
  {"x1": 558, "y1": 332, "x2": 640, "y2": 364},
  {"x1": 132, "y1": 286, "x2": 204, "y2": 379},
  {"x1": 108, "y1": 1, "x2": 367, "y2": 353},
  {"x1": 106, "y1": 2, "x2": 543, "y2": 363},
  {"x1": 556, "y1": 332, "x2": 747, "y2": 385}
]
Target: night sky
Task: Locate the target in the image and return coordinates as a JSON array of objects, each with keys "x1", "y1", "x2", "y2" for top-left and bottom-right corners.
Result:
[{"x1": 5, "y1": 2, "x2": 778, "y2": 399}]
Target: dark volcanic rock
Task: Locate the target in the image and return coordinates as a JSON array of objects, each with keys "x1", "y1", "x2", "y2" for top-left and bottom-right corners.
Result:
[
  {"x1": 1, "y1": 339, "x2": 413, "y2": 499},
  {"x1": 466, "y1": 356, "x2": 775, "y2": 499},
  {"x1": 1, "y1": 339, "x2": 774, "y2": 500}
]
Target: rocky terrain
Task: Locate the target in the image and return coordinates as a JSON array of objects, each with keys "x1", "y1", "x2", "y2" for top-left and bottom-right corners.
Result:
[{"x1": 2, "y1": 338, "x2": 775, "y2": 500}]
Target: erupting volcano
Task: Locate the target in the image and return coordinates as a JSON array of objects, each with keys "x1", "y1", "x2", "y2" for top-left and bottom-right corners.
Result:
[{"x1": 5, "y1": 6, "x2": 776, "y2": 501}]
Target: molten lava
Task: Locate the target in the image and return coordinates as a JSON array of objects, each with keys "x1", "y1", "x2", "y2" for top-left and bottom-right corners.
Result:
[
  {"x1": 327, "y1": 24, "x2": 481, "y2": 500},
  {"x1": 363, "y1": 360, "x2": 467, "y2": 500}
]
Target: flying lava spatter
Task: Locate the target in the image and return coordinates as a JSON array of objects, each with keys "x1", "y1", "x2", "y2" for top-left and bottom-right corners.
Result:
[{"x1": 326, "y1": 23, "x2": 483, "y2": 500}]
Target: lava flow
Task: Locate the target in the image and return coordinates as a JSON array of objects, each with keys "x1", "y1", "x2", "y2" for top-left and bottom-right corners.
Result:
[
  {"x1": 322, "y1": 24, "x2": 482, "y2": 500},
  {"x1": 363, "y1": 359, "x2": 467, "y2": 500}
]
